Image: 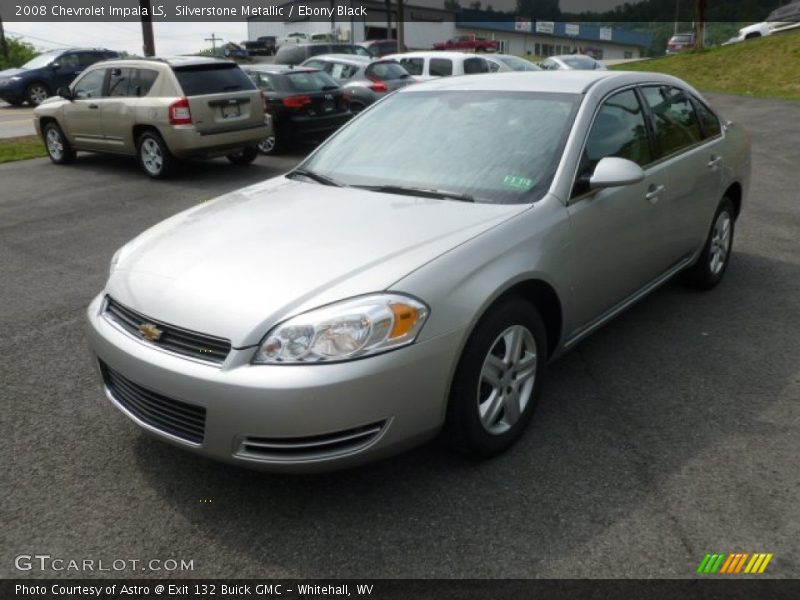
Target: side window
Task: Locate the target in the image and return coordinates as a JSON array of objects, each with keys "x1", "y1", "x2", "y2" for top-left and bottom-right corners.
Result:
[
  {"x1": 463, "y1": 58, "x2": 488, "y2": 74},
  {"x1": 578, "y1": 89, "x2": 652, "y2": 183},
  {"x1": 693, "y1": 98, "x2": 722, "y2": 139},
  {"x1": 308, "y1": 45, "x2": 329, "y2": 57},
  {"x1": 108, "y1": 68, "x2": 132, "y2": 97},
  {"x1": 77, "y1": 52, "x2": 104, "y2": 67},
  {"x1": 429, "y1": 58, "x2": 453, "y2": 77},
  {"x1": 73, "y1": 69, "x2": 106, "y2": 99},
  {"x1": 133, "y1": 69, "x2": 158, "y2": 96},
  {"x1": 400, "y1": 58, "x2": 423, "y2": 76},
  {"x1": 252, "y1": 72, "x2": 276, "y2": 92},
  {"x1": 57, "y1": 53, "x2": 80, "y2": 70},
  {"x1": 303, "y1": 60, "x2": 326, "y2": 69},
  {"x1": 330, "y1": 63, "x2": 358, "y2": 80},
  {"x1": 641, "y1": 86, "x2": 703, "y2": 156}
]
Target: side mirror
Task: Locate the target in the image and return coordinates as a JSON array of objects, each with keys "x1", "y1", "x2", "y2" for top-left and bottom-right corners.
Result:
[
  {"x1": 589, "y1": 157, "x2": 645, "y2": 189},
  {"x1": 57, "y1": 87, "x2": 73, "y2": 100}
]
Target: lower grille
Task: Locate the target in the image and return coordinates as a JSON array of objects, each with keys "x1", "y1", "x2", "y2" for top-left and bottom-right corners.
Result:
[
  {"x1": 239, "y1": 421, "x2": 386, "y2": 461},
  {"x1": 100, "y1": 361, "x2": 206, "y2": 444}
]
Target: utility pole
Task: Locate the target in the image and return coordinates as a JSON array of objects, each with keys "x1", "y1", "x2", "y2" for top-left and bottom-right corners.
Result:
[
  {"x1": 695, "y1": 0, "x2": 706, "y2": 49},
  {"x1": 385, "y1": 0, "x2": 392, "y2": 39},
  {"x1": 0, "y1": 16, "x2": 9, "y2": 60},
  {"x1": 397, "y1": 0, "x2": 405, "y2": 49},
  {"x1": 205, "y1": 33, "x2": 223, "y2": 56},
  {"x1": 140, "y1": 0, "x2": 156, "y2": 56}
]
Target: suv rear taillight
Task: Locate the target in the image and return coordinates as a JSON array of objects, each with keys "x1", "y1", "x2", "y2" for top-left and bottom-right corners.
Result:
[
  {"x1": 169, "y1": 97, "x2": 192, "y2": 125},
  {"x1": 282, "y1": 95, "x2": 312, "y2": 108},
  {"x1": 368, "y1": 81, "x2": 388, "y2": 93}
]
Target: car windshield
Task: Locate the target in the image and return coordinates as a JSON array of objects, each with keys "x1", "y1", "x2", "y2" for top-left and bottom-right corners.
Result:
[
  {"x1": 562, "y1": 56, "x2": 597, "y2": 69},
  {"x1": 498, "y1": 56, "x2": 541, "y2": 71},
  {"x1": 302, "y1": 90, "x2": 580, "y2": 204},
  {"x1": 21, "y1": 53, "x2": 58, "y2": 69}
]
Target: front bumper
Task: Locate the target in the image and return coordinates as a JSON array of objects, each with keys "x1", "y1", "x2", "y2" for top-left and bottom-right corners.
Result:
[
  {"x1": 284, "y1": 112, "x2": 351, "y2": 142},
  {"x1": 86, "y1": 294, "x2": 463, "y2": 472},
  {"x1": 0, "y1": 80, "x2": 25, "y2": 104}
]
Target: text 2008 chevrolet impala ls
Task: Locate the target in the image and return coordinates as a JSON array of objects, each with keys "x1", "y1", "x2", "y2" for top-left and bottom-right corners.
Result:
[{"x1": 87, "y1": 71, "x2": 751, "y2": 471}]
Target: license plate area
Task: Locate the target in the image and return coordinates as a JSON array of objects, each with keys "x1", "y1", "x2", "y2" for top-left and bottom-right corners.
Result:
[{"x1": 221, "y1": 103, "x2": 241, "y2": 119}]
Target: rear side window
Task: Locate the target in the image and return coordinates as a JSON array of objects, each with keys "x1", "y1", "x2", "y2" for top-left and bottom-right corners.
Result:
[
  {"x1": 133, "y1": 69, "x2": 158, "y2": 96},
  {"x1": 284, "y1": 70, "x2": 339, "y2": 92},
  {"x1": 108, "y1": 68, "x2": 133, "y2": 97},
  {"x1": 248, "y1": 72, "x2": 277, "y2": 92},
  {"x1": 429, "y1": 58, "x2": 453, "y2": 77},
  {"x1": 693, "y1": 99, "x2": 722, "y2": 139},
  {"x1": 641, "y1": 86, "x2": 703, "y2": 156},
  {"x1": 463, "y1": 57, "x2": 489, "y2": 74},
  {"x1": 307, "y1": 45, "x2": 331, "y2": 57},
  {"x1": 583, "y1": 89, "x2": 653, "y2": 174},
  {"x1": 399, "y1": 58, "x2": 423, "y2": 76},
  {"x1": 329, "y1": 62, "x2": 359, "y2": 80},
  {"x1": 173, "y1": 64, "x2": 255, "y2": 96},
  {"x1": 77, "y1": 52, "x2": 106, "y2": 67},
  {"x1": 365, "y1": 61, "x2": 408, "y2": 81}
]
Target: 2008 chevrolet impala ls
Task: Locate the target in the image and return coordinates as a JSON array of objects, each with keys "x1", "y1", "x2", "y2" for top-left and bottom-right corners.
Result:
[{"x1": 87, "y1": 71, "x2": 751, "y2": 471}]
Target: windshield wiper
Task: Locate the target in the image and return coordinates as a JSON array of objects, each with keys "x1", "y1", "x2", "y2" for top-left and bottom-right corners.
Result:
[
  {"x1": 286, "y1": 168, "x2": 343, "y2": 187},
  {"x1": 355, "y1": 185, "x2": 475, "y2": 203}
]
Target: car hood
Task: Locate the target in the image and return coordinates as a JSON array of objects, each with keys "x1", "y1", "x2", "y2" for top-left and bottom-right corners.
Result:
[
  {"x1": 107, "y1": 177, "x2": 527, "y2": 346},
  {"x1": 0, "y1": 68, "x2": 26, "y2": 80}
]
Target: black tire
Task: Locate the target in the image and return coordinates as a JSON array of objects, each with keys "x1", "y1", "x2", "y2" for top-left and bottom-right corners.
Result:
[
  {"x1": 25, "y1": 82, "x2": 50, "y2": 106},
  {"x1": 257, "y1": 134, "x2": 281, "y2": 155},
  {"x1": 683, "y1": 197, "x2": 736, "y2": 290},
  {"x1": 227, "y1": 146, "x2": 258, "y2": 165},
  {"x1": 5, "y1": 99, "x2": 24, "y2": 107},
  {"x1": 349, "y1": 102, "x2": 366, "y2": 115},
  {"x1": 42, "y1": 122, "x2": 75, "y2": 165},
  {"x1": 136, "y1": 131, "x2": 175, "y2": 179},
  {"x1": 444, "y1": 296, "x2": 547, "y2": 458}
]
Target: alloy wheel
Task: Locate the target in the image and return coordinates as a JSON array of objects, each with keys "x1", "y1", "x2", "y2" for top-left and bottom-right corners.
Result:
[
  {"x1": 45, "y1": 128, "x2": 64, "y2": 160},
  {"x1": 709, "y1": 210, "x2": 732, "y2": 275},
  {"x1": 258, "y1": 136, "x2": 276, "y2": 154},
  {"x1": 141, "y1": 138, "x2": 163, "y2": 175},
  {"x1": 29, "y1": 84, "x2": 49, "y2": 105}
]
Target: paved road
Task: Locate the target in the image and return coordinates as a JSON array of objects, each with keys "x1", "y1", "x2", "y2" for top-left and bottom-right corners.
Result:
[
  {"x1": 0, "y1": 101, "x2": 36, "y2": 138},
  {"x1": 2, "y1": 94, "x2": 799, "y2": 579}
]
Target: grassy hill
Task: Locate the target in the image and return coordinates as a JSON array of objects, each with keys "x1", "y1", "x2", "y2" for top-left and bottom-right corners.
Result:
[{"x1": 612, "y1": 29, "x2": 800, "y2": 101}]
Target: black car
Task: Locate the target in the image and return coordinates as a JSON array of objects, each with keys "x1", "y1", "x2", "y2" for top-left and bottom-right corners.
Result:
[
  {"x1": 273, "y1": 43, "x2": 372, "y2": 66},
  {"x1": 0, "y1": 48, "x2": 119, "y2": 106},
  {"x1": 243, "y1": 65, "x2": 352, "y2": 154}
]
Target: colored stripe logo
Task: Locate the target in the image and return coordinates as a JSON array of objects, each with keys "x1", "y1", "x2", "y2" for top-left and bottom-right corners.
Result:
[{"x1": 697, "y1": 552, "x2": 773, "y2": 574}]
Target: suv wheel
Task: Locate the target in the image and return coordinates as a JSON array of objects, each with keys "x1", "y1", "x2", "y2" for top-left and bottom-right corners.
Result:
[
  {"x1": 683, "y1": 198, "x2": 736, "y2": 290},
  {"x1": 137, "y1": 131, "x2": 175, "y2": 179},
  {"x1": 257, "y1": 135, "x2": 280, "y2": 155},
  {"x1": 444, "y1": 296, "x2": 547, "y2": 458},
  {"x1": 43, "y1": 122, "x2": 75, "y2": 165},
  {"x1": 26, "y1": 83, "x2": 50, "y2": 106},
  {"x1": 227, "y1": 146, "x2": 258, "y2": 165}
]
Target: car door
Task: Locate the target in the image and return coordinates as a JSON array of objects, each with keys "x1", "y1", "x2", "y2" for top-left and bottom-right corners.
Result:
[
  {"x1": 100, "y1": 67, "x2": 141, "y2": 153},
  {"x1": 62, "y1": 67, "x2": 108, "y2": 149},
  {"x1": 640, "y1": 86, "x2": 724, "y2": 261},
  {"x1": 565, "y1": 87, "x2": 674, "y2": 333}
]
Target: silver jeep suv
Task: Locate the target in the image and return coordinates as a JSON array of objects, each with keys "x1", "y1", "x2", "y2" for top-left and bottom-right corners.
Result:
[{"x1": 34, "y1": 56, "x2": 272, "y2": 178}]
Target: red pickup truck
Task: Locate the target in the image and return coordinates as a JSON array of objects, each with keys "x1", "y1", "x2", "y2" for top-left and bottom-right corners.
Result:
[{"x1": 433, "y1": 35, "x2": 499, "y2": 52}]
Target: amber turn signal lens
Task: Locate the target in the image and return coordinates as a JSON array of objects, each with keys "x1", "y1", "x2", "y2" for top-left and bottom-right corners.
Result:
[{"x1": 389, "y1": 303, "x2": 418, "y2": 339}]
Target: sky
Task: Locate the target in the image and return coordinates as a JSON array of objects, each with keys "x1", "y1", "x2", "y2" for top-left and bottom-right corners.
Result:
[{"x1": 3, "y1": 1, "x2": 634, "y2": 56}]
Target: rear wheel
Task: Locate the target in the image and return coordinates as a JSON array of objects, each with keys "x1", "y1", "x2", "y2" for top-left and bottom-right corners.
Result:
[
  {"x1": 683, "y1": 197, "x2": 736, "y2": 290},
  {"x1": 25, "y1": 83, "x2": 49, "y2": 106},
  {"x1": 257, "y1": 134, "x2": 281, "y2": 155},
  {"x1": 227, "y1": 146, "x2": 258, "y2": 165},
  {"x1": 43, "y1": 122, "x2": 75, "y2": 165},
  {"x1": 137, "y1": 131, "x2": 175, "y2": 179},
  {"x1": 444, "y1": 297, "x2": 547, "y2": 458}
]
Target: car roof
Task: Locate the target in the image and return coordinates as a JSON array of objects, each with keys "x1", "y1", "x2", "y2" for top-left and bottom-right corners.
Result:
[
  {"x1": 549, "y1": 54, "x2": 598, "y2": 61},
  {"x1": 385, "y1": 51, "x2": 475, "y2": 60},
  {"x1": 243, "y1": 64, "x2": 317, "y2": 74},
  {"x1": 399, "y1": 70, "x2": 685, "y2": 95},
  {"x1": 307, "y1": 54, "x2": 371, "y2": 64},
  {"x1": 96, "y1": 56, "x2": 236, "y2": 68}
]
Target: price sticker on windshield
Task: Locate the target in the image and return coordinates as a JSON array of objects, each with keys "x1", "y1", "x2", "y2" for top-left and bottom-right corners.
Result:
[{"x1": 502, "y1": 175, "x2": 534, "y2": 191}]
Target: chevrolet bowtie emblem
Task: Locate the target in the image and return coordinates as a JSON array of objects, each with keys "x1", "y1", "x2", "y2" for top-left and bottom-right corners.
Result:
[{"x1": 138, "y1": 322, "x2": 163, "y2": 342}]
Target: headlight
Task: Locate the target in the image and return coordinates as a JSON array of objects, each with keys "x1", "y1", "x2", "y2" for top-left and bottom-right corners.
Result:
[
  {"x1": 10, "y1": 76, "x2": 23, "y2": 81},
  {"x1": 253, "y1": 294, "x2": 429, "y2": 364}
]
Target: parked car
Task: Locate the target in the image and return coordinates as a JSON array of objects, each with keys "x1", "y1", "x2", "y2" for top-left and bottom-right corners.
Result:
[
  {"x1": 358, "y1": 39, "x2": 403, "y2": 58},
  {"x1": 274, "y1": 43, "x2": 372, "y2": 66},
  {"x1": 484, "y1": 54, "x2": 542, "y2": 72},
  {"x1": 433, "y1": 34, "x2": 499, "y2": 52},
  {"x1": 539, "y1": 54, "x2": 607, "y2": 70},
  {"x1": 383, "y1": 51, "x2": 491, "y2": 80},
  {"x1": 666, "y1": 33, "x2": 696, "y2": 54},
  {"x1": 0, "y1": 48, "x2": 119, "y2": 106},
  {"x1": 87, "y1": 70, "x2": 750, "y2": 472},
  {"x1": 730, "y1": 2, "x2": 800, "y2": 43},
  {"x1": 34, "y1": 57, "x2": 270, "y2": 178},
  {"x1": 242, "y1": 64, "x2": 351, "y2": 154},
  {"x1": 301, "y1": 55, "x2": 414, "y2": 113},
  {"x1": 277, "y1": 32, "x2": 308, "y2": 47},
  {"x1": 243, "y1": 37, "x2": 277, "y2": 56}
]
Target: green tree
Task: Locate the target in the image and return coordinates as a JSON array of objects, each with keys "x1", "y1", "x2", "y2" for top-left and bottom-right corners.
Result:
[
  {"x1": 515, "y1": 0, "x2": 560, "y2": 20},
  {"x1": 0, "y1": 37, "x2": 38, "y2": 70}
]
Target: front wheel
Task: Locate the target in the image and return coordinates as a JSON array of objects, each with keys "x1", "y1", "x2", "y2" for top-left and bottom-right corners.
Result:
[
  {"x1": 43, "y1": 122, "x2": 75, "y2": 165},
  {"x1": 137, "y1": 131, "x2": 175, "y2": 179},
  {"x1": 26, "y1": 83, "x2": 49, "y2": 106},
  {"x1": 444, "y1": 297, "x2": 547, "y2": 458},
  {"x1": 227, "y1": 146, "x2": 258, "y2": 165},
  {"x1": 683, "y1": 197, "x2": 736, "y2": 290}
]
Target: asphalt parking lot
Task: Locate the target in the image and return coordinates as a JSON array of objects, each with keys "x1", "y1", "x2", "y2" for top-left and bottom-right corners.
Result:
[
  {"x1": 0, "y1": 101, "x2": 36, "y2": 138},
  {"x1": 2, "y1": 93, "x2": 799, "y2": 579}
]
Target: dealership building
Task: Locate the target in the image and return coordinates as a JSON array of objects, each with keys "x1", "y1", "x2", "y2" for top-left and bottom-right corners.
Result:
[{"x1": 247, "y1": 3, "x2": 652, "y2": 60}]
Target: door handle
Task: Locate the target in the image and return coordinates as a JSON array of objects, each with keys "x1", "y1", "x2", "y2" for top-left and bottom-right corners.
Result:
[
  {"x1": 708, "y1": 155, "x2": 723, "y2": 169},
  {"x1": 645, "y1": 184, "x2": 665, "y2": 203},
  {"x1": 88, "y1": 104, "x2": 99, "y2": 109}
]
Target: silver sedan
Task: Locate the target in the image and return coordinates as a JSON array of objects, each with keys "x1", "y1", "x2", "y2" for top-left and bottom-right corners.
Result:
[{"x1": 87, "y1": 71, "x2": 751, "y2": 471}]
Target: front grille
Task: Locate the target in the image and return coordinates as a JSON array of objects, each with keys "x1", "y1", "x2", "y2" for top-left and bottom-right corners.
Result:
[
  {"x1": 104, "y1": 297, "x2": 231, "y2": 365},
  {"x1": 238, "y1": 421, "x2": 386, "y2": 461},
  {"x1": 100, "y1": 361, "x2": 206, "y2": 444}
]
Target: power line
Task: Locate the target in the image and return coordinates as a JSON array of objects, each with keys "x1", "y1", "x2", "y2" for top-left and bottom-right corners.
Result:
[
  {"x1": 4, "y1": 30, "x2": 74, "y2": 47},
  {"x1": 205, "y1": 32, "x2": 223, "y2": 55}
]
